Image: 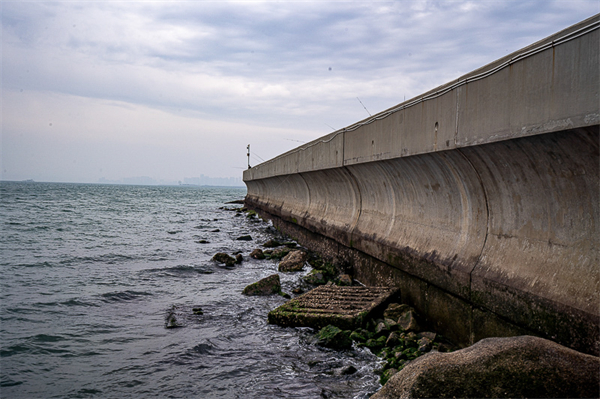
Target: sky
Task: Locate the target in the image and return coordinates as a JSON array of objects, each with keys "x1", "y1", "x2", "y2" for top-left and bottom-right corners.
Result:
[{"x1": 1, "y1": 1, "x2": 598, "y2": 184}]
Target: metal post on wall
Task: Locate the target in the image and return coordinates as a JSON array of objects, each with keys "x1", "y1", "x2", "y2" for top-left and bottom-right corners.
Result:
[{"x1": 247, "y1": 145, "x2": 251, "y2": 169}]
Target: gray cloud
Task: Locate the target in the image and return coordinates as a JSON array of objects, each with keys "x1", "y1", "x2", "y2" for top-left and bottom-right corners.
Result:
[{"x1": 2, "y1": 1, "x2": 598, "y2": 182}]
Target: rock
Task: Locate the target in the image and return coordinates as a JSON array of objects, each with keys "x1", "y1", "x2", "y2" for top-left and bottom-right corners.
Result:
[
  {"x1": 337, "y1": 274, "x2": 353, "y2": 286},
  {"x1": 350, "y1": 330, "x2": 368, "y2": 343},
  {"x1": 250, "y1": 248, "x2": 265, "y2": 260},
  {"x1": 384, "y1": 318, "x2": 398, "y2": 331},
  {"x1": 192, "y1": 307, "x2": 203, "y2": 315},
  {"x1": 365, "y1": 336, "x2": 387, "y2": 350},
  {"x1": 386, "y1": 331, "x2": 400, "y2": 347},
  {"x1": 375, "y1": 321, "x2": 389, "y2": 336},
  {"x1": 165, "y1": 313, "x2": 179, "y2": 329},
  {"x1": 371, "y1": 335, "x2": 600, "y2": 399},
  {"x1": 397, "y1": 308, "x2": 419, "y2": 332},
  {"x1": 242, "y1": 274, "x2": 282, "y2": 296},
  {"x1": 212, "y1": 252, "x2": 236, "y2": 267},
  {"x1": 333, "y1": 365, "x2": 357, "y2": 376},
  {"x1": 383, "y1": 303, "x2": 411, "y2": 320},
  {"x1": 235, "y1": 254, "x2": 243, "y2": 264},
  {"x1": 236, "y1": 235, "x2": 252, "y2": 241},
  {"x1": 278, "y1": 250, "x2": 307, "y2": 272},
  {"x1": 381, "y1": 368, "x2": 398, "y2": 385},
  {"x1": 316, "y1": 325, "x2": 353, "y2": 350},
  {"x1": 283, "y1": 242, "x2": 297, "y2": 248},
  {"x1": 210, "y1": 229, "x2": 220, "y2": 232},
  {"x1": 417, "y1": 337, "x2": 432, "y2": 352},
  {"x1": 196, "y1": 240, "x2": 209, "y2": 244},
  {"x1": 303, "y1": 270, "x2": 326, "y2": 285},
  {"x1": 292, "y1": 287, "x2": 304, "y2": 295},
  {"x1": 262, "y1": 239, "x2": 282, "y2": 248},
  {"x1": 417, "y1": 331, "x2": 436, "y2": 341},
  {"x1": 268, "y1": 248, "x2": 290, "y2": 260}
]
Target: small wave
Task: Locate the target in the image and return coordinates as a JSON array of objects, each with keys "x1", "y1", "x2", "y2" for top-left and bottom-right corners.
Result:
[
  {"x1": 60, "y1": 298, "x2": 100, "y2": 308},
  {"x1": 0, "y1": 376, "x2": 23, "y2": 387},
  {"x1": 99, "y1": 290, "x2": 153, "y2": 303},
  {"x1": 191, "y1": 343, "x2": 214, "y2": 355},
  {"x1": 59, "y1": 253, "x2": 136, "y2": 266},
  {"x1": 32, "y1": 333, "x2": 66, "y2": 343},
  {"x1": 144, "y1": 265, "x2": 214, "y2": 277},
  {"x1": 15, "y1": 261, "x2": 54, "y2": 268},
  {"x1": 0, "y1": 343, "x2": 30, "y2": 358}
]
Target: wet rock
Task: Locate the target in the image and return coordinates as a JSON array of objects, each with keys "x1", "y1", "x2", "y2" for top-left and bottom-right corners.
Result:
[
  {"x1": 210, "y1": 229, "x2": 220, "y2": 233},
  {"x1": 383, "y1": 303, "x2": 411, "y2": 320},
  {"x1": 372, "y1": 335, "x2": 600, "y2": 399},
  {"x1": 417, "y1": 331, "x2": 436, "y2": 341},
  {"x1": 316, "y1": 325, "x2": 352, "y2": 350},
  {"x1": 283, "y1": 242, "x2": 297, "y2": 248},
  {"x1": 192, "y1": 307, "x2": 203, "y2": 315},
  {"x1": 165, "y1": 313, "x2": 180, "y2": 329},
  {"x1": 397, "y1": 308, "x2": 420, "y2": 332},
  {"x1": 262, "y1": 239, "x2": 282, "y2": 248},
  {"x1": 350, "y1": 330, "x2": 368, "y2": 343},
  {"x1": 386, "y1": 331, "x2": 400, "y2": 347},
  {"x1": 196, "y1": 240, "x2": 209, "y2": 244},
  {"x1": 212, "y1": 252, "x2": 236, "y2": 267},
  {"x1": 375, "y1": 321, "x2": 389, "y2": 336},
  {"x1": 242, "y1": 274, "x2": 282, "y2": 296},
  {"x1": 337, "y1": 274, "x2": 353, "y2": 286},
  {"x1": 303, "y1": 270, "x2": 326, "y2": 285},
  {"x1": 278, "y1": 250, "x2": 307, "y2": 272},
  {"x1": 417, "y1": 337, "x2": 432, "y2": 352},
  {"x1": 381, "y1": 368, "x2": 398, "y2": 385},
  {"x1": 236, "y1": 235, "x2": 252, "y2": 241},
  {"x1": 365, "y1": 336, "x2": 387, "y2": 350},
  {"x1": 333, "y1": 365, "x2": 357, "y2": 376},
  {"x1": 235, "y1": 254, "x2": 243, "y2": 264},
  {"x1": 268, "y1": 248, "x2": 290, "y2": 260},
  {"x1": 250, "y1": 248, "x2": 265, "y2": 260}
]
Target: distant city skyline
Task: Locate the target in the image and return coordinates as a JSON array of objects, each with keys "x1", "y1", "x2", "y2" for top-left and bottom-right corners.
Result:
[{"x1": 95, "y1": 174, "x2": 244, "y2": 187}]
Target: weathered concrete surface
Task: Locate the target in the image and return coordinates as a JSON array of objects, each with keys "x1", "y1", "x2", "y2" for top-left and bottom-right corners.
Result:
[
  {"x1": 371, "y1": 335, "x2": 600, "y2": 399},
  {"x1": 244, "y1": 16, "x2": 600, "y2": 354}
]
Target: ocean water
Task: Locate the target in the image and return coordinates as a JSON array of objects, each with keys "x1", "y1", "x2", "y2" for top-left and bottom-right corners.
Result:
[{"x1": 0, "y1": 182, "x2": 380, "y2": 398}]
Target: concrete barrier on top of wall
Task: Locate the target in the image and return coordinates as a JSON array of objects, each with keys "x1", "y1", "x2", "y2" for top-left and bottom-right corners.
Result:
[{"x1": 244, "y1": 15, "x2": 600, "y2": 355}]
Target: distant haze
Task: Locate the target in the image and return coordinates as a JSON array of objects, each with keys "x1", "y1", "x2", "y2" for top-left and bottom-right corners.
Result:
[{"x1": 2, "y1": 1, "x2": 598, "y2": 184}]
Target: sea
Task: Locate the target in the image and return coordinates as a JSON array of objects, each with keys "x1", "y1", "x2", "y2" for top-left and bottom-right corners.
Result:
[{"x1": 0, "y1": 181, "x2": 381, "y2": 399}]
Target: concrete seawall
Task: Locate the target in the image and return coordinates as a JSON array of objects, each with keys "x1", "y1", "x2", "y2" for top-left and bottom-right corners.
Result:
[{"x1": 244, "y1": 15, "x2": 599, "y2": 355}]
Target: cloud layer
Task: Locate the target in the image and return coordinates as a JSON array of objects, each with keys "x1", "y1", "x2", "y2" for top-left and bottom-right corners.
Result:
[{"x1": 2, "y1": 1, "x2": 598, "y2": 183}]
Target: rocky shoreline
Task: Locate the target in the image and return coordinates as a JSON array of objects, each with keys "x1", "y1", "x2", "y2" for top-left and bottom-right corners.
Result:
[{"x1": 211, "y1": 204, "x2": 600, "y2": 398}]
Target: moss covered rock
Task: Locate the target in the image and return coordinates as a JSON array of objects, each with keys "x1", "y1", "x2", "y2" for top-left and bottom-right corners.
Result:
[
  {"x1": 372, "y1": 335, "x2": 600, "y2": 399},
  {"x1": 242, "y1": 274, "x2": 282, "y2": 296},
  {"x1": 316, "y1": 325, "x2": 353, "y2": 350}
]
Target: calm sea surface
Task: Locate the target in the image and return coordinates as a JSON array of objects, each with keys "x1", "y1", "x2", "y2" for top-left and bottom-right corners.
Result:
[{"x1": 0, "y1": 182, "x2": 380, "y2": 398}]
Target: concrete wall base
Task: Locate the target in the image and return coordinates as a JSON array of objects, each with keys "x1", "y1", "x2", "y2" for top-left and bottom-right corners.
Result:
[{"x1": 250, "y1": 205, "x2": 538, "y2": 351}]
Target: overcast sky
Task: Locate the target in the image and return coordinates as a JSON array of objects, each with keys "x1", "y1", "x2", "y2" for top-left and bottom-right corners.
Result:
[{"x1": 2, "y1": 1, "x2": 598, "y2": 184}]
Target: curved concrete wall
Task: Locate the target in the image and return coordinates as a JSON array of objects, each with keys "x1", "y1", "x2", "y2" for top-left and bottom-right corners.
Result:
[{"x1": 244, "y1": 16, "x2": 600, "y2": 353}]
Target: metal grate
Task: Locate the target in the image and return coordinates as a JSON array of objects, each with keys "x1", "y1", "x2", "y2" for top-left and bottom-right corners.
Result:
[{"x1": 268, "y1": 285, "x2": 399, "y2": 330}]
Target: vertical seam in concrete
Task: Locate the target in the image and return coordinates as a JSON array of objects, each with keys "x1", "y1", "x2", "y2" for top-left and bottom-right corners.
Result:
[
  {"x1": 456, "y1": 147, "x2": 490, "y2": 345},
  {"x1": 343, "y1": 165, "x2": 363, "y2": 250},
  {"x1": 298, "y1": 172, "x2": 311, "y2": 224}
]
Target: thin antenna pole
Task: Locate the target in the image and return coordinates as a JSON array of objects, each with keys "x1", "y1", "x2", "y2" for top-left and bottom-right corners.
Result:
[
  {"x1": 247, "y1": 144, "x2": 251, "y2": 169},
  {"x1": 357, "y1": 97, "x2": 371, "y2": 116}
]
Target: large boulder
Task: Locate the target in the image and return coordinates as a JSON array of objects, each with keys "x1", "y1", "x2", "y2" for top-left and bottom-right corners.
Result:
[
  {"x1": 242, "y1": 274, "x2": 282, "y2": 296},
  {"x1": 371, "y1": 335, "x2": 600, "y2": 399},
  {"x1": 278, "y1": 250, "x2": 307, "y2": 272}
]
